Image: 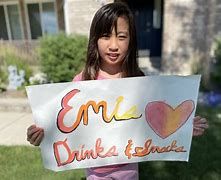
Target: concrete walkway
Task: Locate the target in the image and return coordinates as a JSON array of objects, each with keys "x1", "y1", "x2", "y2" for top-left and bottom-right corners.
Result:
[{"x1": 0, "y1": 97, "x2": 32, "y2": 146}]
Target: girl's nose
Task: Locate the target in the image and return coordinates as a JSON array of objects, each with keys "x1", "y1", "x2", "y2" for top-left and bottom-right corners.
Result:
[{"x1": 109, "y1": 37, "x2": 118, "y2": 51}]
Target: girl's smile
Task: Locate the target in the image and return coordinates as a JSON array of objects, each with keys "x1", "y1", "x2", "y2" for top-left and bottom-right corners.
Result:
[{"x1": 107, "y1": 53, "x2": 119, "y2": 61}]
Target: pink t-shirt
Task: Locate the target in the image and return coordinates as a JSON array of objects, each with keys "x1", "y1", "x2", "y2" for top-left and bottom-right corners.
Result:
[{"x1": 73, "y1": 72, "x2": 138, "y2": 180}]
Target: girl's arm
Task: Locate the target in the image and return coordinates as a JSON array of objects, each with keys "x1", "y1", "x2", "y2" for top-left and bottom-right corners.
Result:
[
  {"x1": 192, "y1": 116, "x2": 209, "y2": 136},
  {"x1": 27, "y1": 125, "x2": 44, "y2": 146}
]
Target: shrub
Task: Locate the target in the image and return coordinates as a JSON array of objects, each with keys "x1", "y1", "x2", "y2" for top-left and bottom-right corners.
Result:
[
  {"x1": 29, "y1": 72, "x2": 48, "y2": 85},
  {"x1": 0, "y1": 61, "x2": 7, "y2": 83},
  {"x1": 0, "y1": 67, "x2": 7, "y2": 92},
  {"x1": 0, "y1": 44, "x2": 33, "y2": 87},
  {"x1": 4, "y1": 53, "x2": 32, "y2": 83},
  {"x1": 39, "y1": 33, "x2": 88, "y2": 82},
  {"x1": 211, "y1": 37, "x2": 221, "y2": 90}
]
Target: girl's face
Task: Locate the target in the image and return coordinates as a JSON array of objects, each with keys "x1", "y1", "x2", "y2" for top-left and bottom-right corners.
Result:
[{"x1": 97, "y1": 16, "x2": 130, "y2": 72}]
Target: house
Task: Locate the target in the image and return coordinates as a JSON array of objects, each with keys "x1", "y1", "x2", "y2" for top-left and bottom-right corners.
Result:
[
  {"x1": 0, "y1": 0, "x2": 64, "y2": 40},
  {"x1": 1, "y1": 0, "x2": 221, "y2": 77}
]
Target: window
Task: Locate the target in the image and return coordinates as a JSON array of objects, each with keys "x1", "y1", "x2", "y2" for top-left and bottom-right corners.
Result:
[
  {"x1": 153, "y1": 0, "x2": 162, "y2": 29},
  {"x1": 27, "y1": 1, "x2": 58, "y2": 39},
  {"x1": 7, "y1": 5, "x2": 23, "y2": 39},
  {"x1": 27, "y1": 3, "x2": 42, "y2": 39},
  {"x1": 42, "y1": 2, "x2": 58, "y2": 34},
  {"x1": 0, "y1": 6, "x2": 8, "y2": 40},
  {"x1": 0, "y1": 1, "x2": 59, "y2": 40},
  {"x1": 0, "y1": 4, "x2": 22, "y2": 40}
]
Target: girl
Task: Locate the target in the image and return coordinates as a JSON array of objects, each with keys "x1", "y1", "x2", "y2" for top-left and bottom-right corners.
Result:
[{"x1": 27, "y1": 2, "x2": 208, "y2": 180}]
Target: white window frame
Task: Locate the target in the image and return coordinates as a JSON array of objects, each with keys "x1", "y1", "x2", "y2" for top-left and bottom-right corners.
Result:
[
  {"x1": 153, "y1": 0, "x2": 162, "y2": 29},
  {"x1": 0, "y1": 1, "x2": 24, "y2": 41},
  {"x1": 25, "y1": 0, "x2": 58, "y2": 40}
]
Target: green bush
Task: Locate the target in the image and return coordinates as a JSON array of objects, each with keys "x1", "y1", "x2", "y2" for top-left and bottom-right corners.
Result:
[
  {"x1": 0, "y1": 61, "x2": 7, "y2": 83},
  {"x1": 0, "y1": 44, "x2": 33, "y2": 87},
  {"x1": 4, "y1": 53, "x2": 32, "y2": 84},
  {"x1": 0, "y1": 67, "x2": 7, "y2": 92},
  {"x1": 211, "y1": 38, "x2": 221, "y2": 90},
  {"x1": 39, "y1": 33, "x2": 88, "y2": 82}
]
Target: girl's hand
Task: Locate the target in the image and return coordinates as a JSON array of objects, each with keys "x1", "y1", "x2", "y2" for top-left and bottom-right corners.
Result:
[
  {"x1": 27, "y1": 125, "x2": 44, "y2": 146},
  {"x1": 193, "y1": 116, "x2": 209, "y2": 136}
]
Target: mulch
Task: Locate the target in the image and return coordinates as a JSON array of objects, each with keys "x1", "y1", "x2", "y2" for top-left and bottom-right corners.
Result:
[{"x1": 0, "y1": 90, "x2": 27, "y2": 98}]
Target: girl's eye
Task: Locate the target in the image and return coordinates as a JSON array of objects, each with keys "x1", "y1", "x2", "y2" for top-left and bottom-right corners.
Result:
[
  {"x1": 118, "y1": 35, "x2": 127, "y2": 40},
  {"x1": 101, "y1": 34, "x2": 110, "y2": 39}
]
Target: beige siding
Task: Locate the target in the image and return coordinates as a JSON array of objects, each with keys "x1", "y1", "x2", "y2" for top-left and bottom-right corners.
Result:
[
  {"x1": 162, "y1": 0, "x2": 221, "y2": 76},
  {"x1": 65, "y1": 0, "x2": 113, "y2": 36}
]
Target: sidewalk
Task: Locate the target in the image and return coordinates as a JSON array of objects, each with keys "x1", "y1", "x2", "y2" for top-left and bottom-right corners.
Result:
[{"x1": 0, "y1": 96, "x2": 33, "y2": 146}]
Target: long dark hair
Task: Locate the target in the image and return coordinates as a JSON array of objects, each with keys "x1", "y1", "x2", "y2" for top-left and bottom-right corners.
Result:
[{"x1": 82, "y1": 2, "x2": 144, "y2": 80}]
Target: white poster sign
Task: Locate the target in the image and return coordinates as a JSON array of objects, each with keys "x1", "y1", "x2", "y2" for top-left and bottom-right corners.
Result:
[{"x1": 26, "y1": 75, "x2": 201, "y2": 171}]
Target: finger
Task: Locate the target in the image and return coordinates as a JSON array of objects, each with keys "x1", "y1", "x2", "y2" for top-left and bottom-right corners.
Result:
[
  {"x1": 27, "y1": 127, "x2": 43, "y2": 139},
  {"x1": 28, "y1": 129, "x2": 42, "y2": 143},
  {"x1": 194, "y1": 122, "x2": 209, "y2": 129},
  {"x1": 27, "y1": 128, "x2": 40, "y2": 140},
  {"x1": 193, "y1": 127, "x2": 207, "y2": 131},
  {"x1": 193, "y1": 128, "x2": 205, "y2": 136},
  {"x1": 27, "y1": 124, "x2": 37, "y2": 131},
  {"x1": 195, "y1": 118, "x2": 207, "y2": 124},
  {"x1": 193, "y1": 119, "x2": 208, "y2": 127},
  {"x1": 33, "y1": 131, "x2": 44, "y2": 146},
  {"x1": 28, "y1": 129, "x2": 44, "y2": 145},
  {"x1": 194, "y1": 116, "x2": 201, "y2": 120},
  {"x1": 27, "y1": 124, "x2": 37, "y2": 135},
  {"x1": 200, "y1": 118, "x2": 208, "y2": 124},
  {"x1": 193, "y1": 116, "x2": 202, "y2": 123},
  {"x1": 193, "y1": 130, "x2": 204, "y2": 136},
  {"x1": 193, "y1": 126, "x2": 204, "y2": 131}
]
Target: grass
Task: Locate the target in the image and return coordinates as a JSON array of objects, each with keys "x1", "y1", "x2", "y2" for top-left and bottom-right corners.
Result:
[
  {"x1": 0, "y1": 146, "x2": 85, "y2": 180},
  {"x1": 0, "y1": 105, "x2": 220, "y2": 180}
]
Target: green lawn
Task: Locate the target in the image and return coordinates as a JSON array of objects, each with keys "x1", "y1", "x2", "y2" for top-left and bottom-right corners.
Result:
[
  {"x1": 0, "y1": 105, "x2": 220, "y2": 180},
  {"x1": 0, "y1": 146, "x2": 85, "y2": 180}
]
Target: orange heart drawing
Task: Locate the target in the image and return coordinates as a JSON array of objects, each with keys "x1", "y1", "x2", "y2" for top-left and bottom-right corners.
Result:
[{"x1": 145, "y1": 100, "x2": 194, "y2": 139}]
